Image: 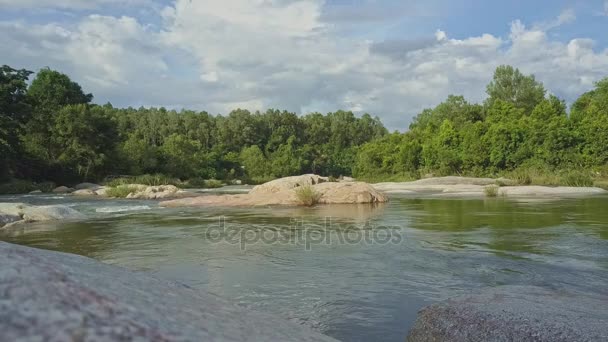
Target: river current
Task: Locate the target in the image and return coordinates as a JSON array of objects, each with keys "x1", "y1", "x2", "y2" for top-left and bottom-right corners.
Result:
[{"x1": 2, "y1": 188, "x2": 607, "y2": 341}]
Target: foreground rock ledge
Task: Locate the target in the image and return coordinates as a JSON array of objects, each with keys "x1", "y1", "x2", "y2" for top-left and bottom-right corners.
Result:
[
  {"x1": 0, "y1": 242, "x2": 336, "y2": 342},
  {"x1": 407, "y1": 286, "x2": 608, "y2": 342},
  {"x1": 161, "y1": 174, "x2": 388, "y2": 207}
]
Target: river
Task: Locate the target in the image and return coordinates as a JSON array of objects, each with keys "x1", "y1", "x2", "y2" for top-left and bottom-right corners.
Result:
[{"x1": 1, "y1": 188, "x2": 608, "y2": 341}]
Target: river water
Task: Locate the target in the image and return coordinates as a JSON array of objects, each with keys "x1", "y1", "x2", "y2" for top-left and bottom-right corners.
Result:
[{"x1": 1, "y1": 188, "x2": 608, "y2": 341}]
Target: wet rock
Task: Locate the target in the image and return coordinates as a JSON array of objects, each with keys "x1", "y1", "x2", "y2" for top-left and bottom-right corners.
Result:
[
  {"x1": 29, "y1": 190, "x2": 42, "y2": 194},
  {"x1": 407, "y1": 286, "x2": 608, "y2": 342},
  {"x1": 0, "y1": 241, "x2": 337, "y2": 342},
  {"x1": 0, "y1": 203, "x2": 84, "y2": 227},
  {"x1": 499, "y1": 186, "x2": 607, "y2": 197},
  {"x1": 0, "y1": 213, "x2": 21, "y2": 228}
]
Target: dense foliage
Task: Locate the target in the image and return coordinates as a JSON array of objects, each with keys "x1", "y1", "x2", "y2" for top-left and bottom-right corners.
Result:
[
  {"x1": 0, "y1": 65, "x2": 386, "y2": 184},
  {"x1": 1, "y1": 64, "x2": 607, "y2": 187},
  {"x1": 354, "y1": 66, "x2": 608, "y2": 182}
]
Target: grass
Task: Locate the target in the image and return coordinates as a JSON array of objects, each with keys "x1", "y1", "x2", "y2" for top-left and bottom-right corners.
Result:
[
  {"x1": 104, "y1": 174, "x2": 179, "y2": 187},
  {"x1": 294, "y1": 185, "x2": 321, "y2": 206},
  {"x1": 484, "y1": 185, "x2": 500, "y2": 197},
  {"x1": 204, "y1": 179, "x2": 223, "y2": 188},
  {"x1": 560, "y1": 171, "x2": 594, "y2": 187},
  {"x1": 105, "y1": 185, "x2": 142, "y2": 198}
]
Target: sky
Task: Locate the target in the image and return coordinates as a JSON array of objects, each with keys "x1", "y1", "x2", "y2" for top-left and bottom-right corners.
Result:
[{"x1": 1, "y1": 0, "x2": 607, "y2": 130}]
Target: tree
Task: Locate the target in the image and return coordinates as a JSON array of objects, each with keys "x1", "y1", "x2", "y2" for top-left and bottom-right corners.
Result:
[
  {"x1": 0, "y1": 65, "x2": 33, "y2": 180},
  {"x1": 240, "y1": 145, "x2": 270, "y2": 181},
  {"x1": 485, "y1": 65, "x2": 546, "y2": 114}
]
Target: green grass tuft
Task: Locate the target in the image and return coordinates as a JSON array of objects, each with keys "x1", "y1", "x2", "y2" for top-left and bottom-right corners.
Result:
[
  {"x1": 561, "y1": 171, "x2": 594, "y2": 187},
  {"x1": 484, "y1": 185, "x2": 500, "y2": 197},
  {"x1": 105, "y1": 185, "x2": 142, "y2": 198},
  {"x1": 294, "y1": 185, "x2": 321, "y2": 206}
]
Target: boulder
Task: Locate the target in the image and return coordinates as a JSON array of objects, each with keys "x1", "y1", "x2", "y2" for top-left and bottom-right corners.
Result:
[
  {"x1": 0, "y1": 203, "x2": 84, "y2": 227},
  {"x1": 74, "y1": 182, "x2": 102, "y2": 190},
  {"x1": 499, "y1": 186, "x2": 607, "y2": 197},
  {"x1": 72, "y1": 189, "x2": 97, "y2": 196},
  {"x1": 161, "y1": 176, "x2": 387, "y2": 208},
  {"x1": 407, "y1": 286, "x2": 608, "y2": 342},
  {"x1": 0, "y1": 241, "x2": 337, "y2": 342},
  {"x1": 125, "y1": 185, "x2": 180, "y2": 200},
  {"x1": 52, "y1": 186, "x2": 74, "y2": 194},
  {"x1": 95, "y1": 187, "x2": 108, "y2": 196},
  {"x1": 0, "y1": 213, "x2": 21, "y2": 228},
  {"x1": 249, "y1": 174, "x2": 328, "y2": 195}
]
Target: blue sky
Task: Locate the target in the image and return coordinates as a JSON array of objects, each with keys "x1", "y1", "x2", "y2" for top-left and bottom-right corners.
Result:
[{"x1": 1, "y1": 0, "x2": 607, "y2": 129}]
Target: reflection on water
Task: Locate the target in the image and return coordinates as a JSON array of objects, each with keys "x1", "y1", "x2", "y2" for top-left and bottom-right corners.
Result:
[{"x1": 1, "y1": 194, "x2": 608, "y2": 342}]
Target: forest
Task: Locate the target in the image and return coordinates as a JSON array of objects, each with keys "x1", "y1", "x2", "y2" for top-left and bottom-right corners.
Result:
[{"x1": 1, "y1": 64, "x2": 607, "y2": 191}]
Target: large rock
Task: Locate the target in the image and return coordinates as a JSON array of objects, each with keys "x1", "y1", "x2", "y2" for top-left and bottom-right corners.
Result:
[
  {"x1": 249, "y1": 174, "x2": 328, "y2": 195},
  {"x1": 0, "y1": 203, "x2": 84, "y2": 228},
  {"x1": 161, "y1": 176, "x2": 387, "y2": 208},
  {"x1": 0, "y1": 241, "x2": 336, "y2": 342},
  {"x1": 123, "y1": 185, "x2": 196, "y2": 200},
  {"x1": 72, "y1": 189, "x2": 97, "y2": 196},
  {"x1": 52, "y1": 186, "x2": 74, "y2": 194},
  {"x1": 374, "y1": 177, "x2": 608, "y2": 198},
  {"x1": 74, "y1": 182, "x2": 102, "y2": 190},
  {"x1": 407, "y1": 286, "x2": 608, "y2": 342}
]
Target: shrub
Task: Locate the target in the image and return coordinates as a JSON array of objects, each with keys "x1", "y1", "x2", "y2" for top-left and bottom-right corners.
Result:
[
  {"x1": 133, "y1": 174, "x2": 177, "y2": 186},
  {"x1": 294, "y1": 185, "x2": 321, "y2": 206},
  {"x1": 328, "y1": 176, "x2": 338, "y2": 182},
  {"x1": 36, "y1": 181, "x2": 57, "y2": 193},
  {"x1": 105, "y1": 185, "x2": 142, "y2": 198},
  {"x1": 184, "y1": 177, "x2": 206, "y2": 188},
  {"x1": 484, "y1": 185, "x2": 500, "y2": 197},
  {"x1": 104, "y1": 177, "x2": 132, "y2": 187},
  {"x1": 0, "y1": 179, "x2": 37, "y2": 194},
  {"x1": 204, "y1": 179, "x2": 223, "y2": 188},
  {"x1": 561, "y1": 171, "x2": 593, "y2": 187},
  {"x1": 509, "y1": 169, "x2": 532, "y2": 185}
]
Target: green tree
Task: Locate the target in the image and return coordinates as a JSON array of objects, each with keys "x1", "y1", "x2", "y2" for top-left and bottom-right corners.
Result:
[{"x1": 485, "y1": 65, "x2": 546, "y2": 114}]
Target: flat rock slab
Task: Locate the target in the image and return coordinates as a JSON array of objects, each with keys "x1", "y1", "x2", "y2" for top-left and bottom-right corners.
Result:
[
  {"x1": 0, "y1": 242, "x2": 337, "y2": 342},
  {"x1": 407, "y1": 286, "x2": 608, "y2": 342}
]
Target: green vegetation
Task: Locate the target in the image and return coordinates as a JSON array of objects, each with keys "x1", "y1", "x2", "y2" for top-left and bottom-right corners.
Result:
[
  {"x1": 105, "y1": 185, "x2": 142, "y2": 198},
  {"x1": 1, "y1": 63, "x2": 608, "y2": 189},
  {"x1": 295, "y1": 186, "x2": 322, "y2": 207},
  {"x1": 484, "y1": 185, "x2": 500, "y2": 197}
]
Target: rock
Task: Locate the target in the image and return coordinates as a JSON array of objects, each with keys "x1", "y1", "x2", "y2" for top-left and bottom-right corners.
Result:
[
  {"x1": 72, "y1": 189, "x2": 97, "y2": 196},
  {"x1": 499, "y1": 186, "x2": 607, "y2": 197},
  {"x1": 74, "y1": 182, "x2": 102, "y2": 190},
  {"x1": 340, "y1": 176, "x2": 355, "y2": 182},
  {"x1": 0, "y1": 213, "x2": 21, "y2": 228},
  {"x1": 125, "y1": 185, "x2": 180, "y2": 199},
  {"x1": 28, "y1": 190, "x2": 42, "y2": 194},
  {"x1": 0, "y1": 203, "x2": 84, "y2": 227},
  {"x1": 0, "y1": 241, "x2": 337, "y2": 342},
  {"x1": 249, "y1": 174, "x2": 328, "y2": 195},
  {"x1": 95, "y1": 187, "x2": 107, "y2": 196},
  {"x1": 52, "y1": 186, "x2": 74, "y2": 194},
  {"x1": 161, "y1": 176, "x2": 387, "y2": 208},
  {"x1": 407, "y1": 286, "x2": 608, "y2": 342}
]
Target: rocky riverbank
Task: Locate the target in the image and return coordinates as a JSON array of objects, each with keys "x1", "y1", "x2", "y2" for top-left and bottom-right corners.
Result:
[
  {"x1": 0, "y1": 203, "x2": 84, "y2": 229},
  {"x1": 374, "y1": 176, "x2": 608, "y2": 197},
  {"x1": 407, "y1": 286, "x2": 608, "y2": 341},
  {"x1": 0, "y1": 241, "x2": 337, "y2": 341}
]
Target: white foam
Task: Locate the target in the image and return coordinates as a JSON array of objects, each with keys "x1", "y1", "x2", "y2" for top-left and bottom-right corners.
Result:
[{"x1": 96, "y1": 205, "x2": 152, "y2": 213}]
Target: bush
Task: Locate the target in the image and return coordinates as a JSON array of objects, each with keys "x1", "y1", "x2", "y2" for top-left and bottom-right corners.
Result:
[
  {"x1": 294, "y1": 185, "x2": 321, "y2": 206},
  {"x1": 328, "y1": 176, "x2": 338, "y2": 182},
  {"x1": 509, "y1": 169, "x2": 532, "y2": 185},
  {"x1": 484, "y1": 185, "x2": 500, "y2": 197},
  {"x1": 561, "y1": 171, "x2": 593, "y2": 187},
  {"x1": 204, "y1": 179, "x2": 223, "y2": 188},
  {"x1": 0, "y1": 179, "x2": 37, "y2": 194},
  {"x1": 104, "y1": 177, "x2": 132, "y2": 187},
  {"x1": 105, "y1": 185, "x2": 142, "y2": 198}
]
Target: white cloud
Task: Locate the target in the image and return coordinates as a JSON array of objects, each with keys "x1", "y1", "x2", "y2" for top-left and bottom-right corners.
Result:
[
  {"x1": 0, "y1": 0, "x2": 148, "y2": 9},
  {"x1": 604, "y1": 1, "x2": 608, "y2": 16},
  {"x1": 1, "y1": 2, "x2": 607, "y2": 130}
]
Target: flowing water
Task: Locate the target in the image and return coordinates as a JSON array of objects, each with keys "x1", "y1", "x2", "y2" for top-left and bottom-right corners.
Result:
[{"x1": 2, "y1": 189, "x2": 608, "y2": 341}]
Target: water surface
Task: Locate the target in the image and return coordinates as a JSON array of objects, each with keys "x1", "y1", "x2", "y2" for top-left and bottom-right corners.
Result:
[{"x1": 2, "y1": 192, "x2": 608, "y2": 341}]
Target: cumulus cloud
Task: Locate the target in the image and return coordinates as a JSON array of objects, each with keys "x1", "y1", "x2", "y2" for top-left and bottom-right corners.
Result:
[{"x1": 1, "y1": 1, "x2": 608, "y2": 129}]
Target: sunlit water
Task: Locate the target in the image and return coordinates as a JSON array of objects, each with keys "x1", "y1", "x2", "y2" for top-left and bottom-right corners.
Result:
[{"x1": 2, "y1": 188, "x2": 608, "y2": 341}]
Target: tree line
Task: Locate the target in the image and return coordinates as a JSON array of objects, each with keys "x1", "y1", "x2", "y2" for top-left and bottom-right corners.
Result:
[
  {"x1": 1, "y1": 64, "x2": 607, "y2": 186},
  {"x1": 0, "y1": 65, "x2": 386, "y2": 185}
]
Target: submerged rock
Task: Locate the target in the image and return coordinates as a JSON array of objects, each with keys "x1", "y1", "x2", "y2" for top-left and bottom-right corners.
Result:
[
  {"x1": 407, "y1": 286, "x2": 608, "y2": 342},
  {"x1": 0, "y1": 241, "x2": 337, "y2": 342},
  {"x1": 0, "y1": 203, "x2": 84, "y2": 228},
  {"x1": 161, "y1": 175, "x2": 387, "y2": 208}
]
